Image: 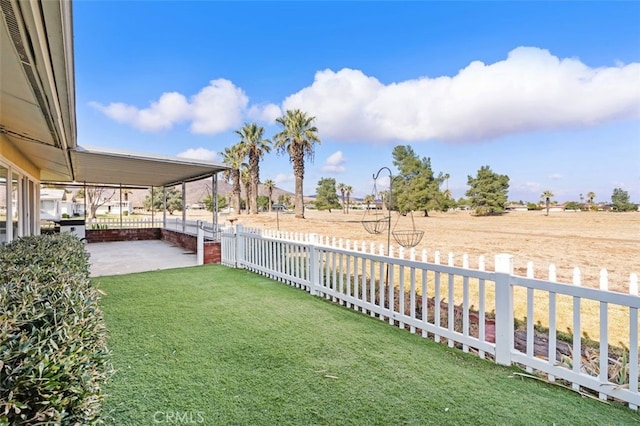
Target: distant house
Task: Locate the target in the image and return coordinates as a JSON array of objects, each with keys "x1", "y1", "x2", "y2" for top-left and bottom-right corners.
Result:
[
  {"x1": 548, "y1": 205, "x2": 565, "y2": 212},
  {"x1": 505, "y1": 204, "x2": 528, "y2": 212},
  {"x1": 40, "y1": 188, "x2": 81, "y2": 220},
  {"x1": 96, "y1": 200, "x2": 132, "y2": 216},
  {"x1": 189, "y1": 202, "x2": 206, "y2": 210}
]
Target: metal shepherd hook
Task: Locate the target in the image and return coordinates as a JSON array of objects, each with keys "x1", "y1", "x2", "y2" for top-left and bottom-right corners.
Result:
[{"x1": 372, "y1": 166, "x2": 393, "y2": 256}]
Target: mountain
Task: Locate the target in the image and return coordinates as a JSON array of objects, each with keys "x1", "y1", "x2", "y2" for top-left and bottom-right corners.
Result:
[{"x1": 126, "y1": 179, "x2": 295, "y2": 208}]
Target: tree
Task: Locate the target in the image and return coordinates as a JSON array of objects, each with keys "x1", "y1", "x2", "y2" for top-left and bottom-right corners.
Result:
[
  {"x1": 77, "y1": 186, "x2": 115, "y2": 221},
  {"x1": 527, "y1": 202, "x2": 540, "y2": 210},
  {"x1": 263, "y1": 179, "x2": 276, "y2": 212},
  {"x1": 541, "y1": 190, "x2": 554, "y2": 216},
  {"x1": 273, "y1": 109, "x2": 321, "y2": 219},
  {"x1": 392, "y1": 145, "x2": 445, "y2": 216},
  {"x1": 236, "y1": 122, "x2": 271, "y2": 215},
  {"x1": 222, "y1": 144, "x2": 245, "y2": 214},
  {"x1": 144, "y1": 186, "x2": 182, "y2": 215},
  {"x1": 363, "y1": 194, "x2": 375, "y2": 210},
  {"x1": 457, "y1": 197, "x2": 471, "y2": 210},
  {"x1": 564, "y1": 201, "x2": 581, "y2": 211},
  {"x1": 278, "y1": 193, "x2": 292, "y2": 209},
  {"x1": 587, "y1": 191, "x2": 596, "y2": 205},
  {"x1": 337, "y1": 182, "x2": 347, "y2": 213},
  {"x1": 203, "y1": 194, "x2": 228, "y2": 212},
  {"x1": 314, "y1": 177, "x2": 341, "y2": 212},
  {"x1": 257, "y1": 195, "x2": 270, "y2": 211},
  {"x1": 345, "y1": 185, "x2": 353, "y2": 214},
  {"x1": 465, "y1": 166, "x2": 510, "y2": 216},
  {"x1": 611, "y1": 188, "x2": 636, "y2": 212},
  {"x1": 240, "y1": 165, "x2": 251, "y2": 214}
]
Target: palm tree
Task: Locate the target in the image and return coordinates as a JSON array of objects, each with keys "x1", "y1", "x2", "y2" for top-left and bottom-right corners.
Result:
[
  {"x1": 345, "y1": 185, "x2": 353, "y2": 214},
  {"x1": 240, "y1": 164, "x2": 251, "y2": 214},
  {"x1": 280, "y1": 193, "x2": 292, "y2": 209},
  {"x1": 273, "y1": 109, "x2": 321, "y2": 218},
  {"x1": 541, "y1": 190, "x2": 554, "y2": 216},
  {"x1": 221, "y1": 144, "x2": 245, "y2": 215},
  {"x1": 264, "y1": 179, "x2": 275, "y2": 212},
  {"x1": 235, "y1": 122, "x2": 271, "y2": 215},
  {"x1": 363, "y1": 194, "x2": 375, "y2": 210},
  {"x1": 587, "y1": 191, "x2": 596, "y2": 207},
  {"x1": 444, "y1": 173, "x2": 450, "y2": 191},
  {"x1": 337, "y1": 182, "x2": 347, "y2": 213},
  {"x1": 379, "y1": 190, "x2": 390, "y2": 214}
]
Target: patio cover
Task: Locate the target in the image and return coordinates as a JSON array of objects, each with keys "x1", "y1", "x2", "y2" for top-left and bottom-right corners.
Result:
[{"x1": 68, "y1": 146, "x2": 229, "y2": 188}]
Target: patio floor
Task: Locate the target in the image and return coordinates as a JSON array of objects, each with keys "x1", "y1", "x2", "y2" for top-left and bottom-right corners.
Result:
[{"x1": 86, "y1": 240, "x2": 198, "y2": 277}]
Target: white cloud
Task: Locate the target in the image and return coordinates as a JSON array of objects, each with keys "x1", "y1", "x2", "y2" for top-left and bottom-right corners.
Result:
[
  {"x1": 282, "y1": 47, "x2": 640, "y2": 143},
  {"x1": 89, "y1": 92, "x2": 190, "y2": 132},
  {"x1": 247, "y1": 103, "x2": 282, "y2": 123},
  {"x1": 273, "y1": 173, "x2": 294, "y2": 184},
  {"x1": 321, "y1": 150, "x2": 346, "y2": 173},
  {"x1": 91, "y1": 47, "x2": 639, "y2": 143},
  {"x1": 189, "y1": 79, "x2": 248, "y2": 134},
  {"x1": 516, "y1": 181, "x2": 542, "y2": 192},
  {"x1": 177, "y1": 147, "x2": 219, "y2": 162},
  {"x1": 91, "y1": 79, "x2": 249, "y2": 135},
  {"x1": 549, "y1": 173, "x2": 563, "y2": 180}
]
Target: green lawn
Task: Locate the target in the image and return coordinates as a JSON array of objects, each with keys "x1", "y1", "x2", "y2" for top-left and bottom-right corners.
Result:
[{"x1": 95, "y1": 265, "x2": 639, "y2": 425}]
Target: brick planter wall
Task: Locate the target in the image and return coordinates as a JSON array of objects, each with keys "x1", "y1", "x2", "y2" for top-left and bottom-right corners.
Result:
[
  {"x1": 86, "y1": 228, "x2": 161, "y2": 243},
  {"x1": 161, "y1": 229, "x2": 196, "y2": 253},
  {"x1": 203, "y1": 241, "x2": 221, "y2": 264},
  {"x1": 161, "y1": 229, "x2": 221, "y2": 264}
]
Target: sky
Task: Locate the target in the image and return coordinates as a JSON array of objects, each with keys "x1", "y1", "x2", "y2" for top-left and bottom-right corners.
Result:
[{"x1": 73, "y1": 1, "x2": 640, "y2": 203}]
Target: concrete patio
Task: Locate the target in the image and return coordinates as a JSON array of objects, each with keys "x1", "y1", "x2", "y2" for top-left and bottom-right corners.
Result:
[{"x1": 86, "y1": 240, "x2": 198, "y2": 277}]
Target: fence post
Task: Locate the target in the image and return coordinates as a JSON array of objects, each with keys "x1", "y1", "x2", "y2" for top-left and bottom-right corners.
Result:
[
  {"x1": 494, "y1": 253, "x2": 514, "y2": 366},
  {"x1": 308, "y1": 233, "x2": 320, "y2": 296},
  {"x1": 196, "y1": 221, "x2": 204, "y2": 265},
  {"x1": 235, "y1": 224, "x2": 244, "y2": 269}
]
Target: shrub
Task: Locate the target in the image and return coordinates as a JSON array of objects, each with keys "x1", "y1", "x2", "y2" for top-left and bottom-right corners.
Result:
[{"x1": 0, "y1": 233, "x2": 113, "y2": 425}]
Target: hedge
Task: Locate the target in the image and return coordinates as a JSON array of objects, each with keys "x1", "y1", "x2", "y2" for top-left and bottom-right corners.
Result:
[{"x1": 0, "y1": 233, "x2": 113, "y2": 425}]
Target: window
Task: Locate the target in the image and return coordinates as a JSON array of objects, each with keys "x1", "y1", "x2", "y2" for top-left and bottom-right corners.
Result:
[{"x1": 0, "y1": 166, "x2": 7, "y2": 245}]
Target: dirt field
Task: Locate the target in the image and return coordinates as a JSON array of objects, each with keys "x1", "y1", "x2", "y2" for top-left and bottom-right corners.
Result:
[{"x1": 195, "y1": 209, "x2": 639, "y2": 294}]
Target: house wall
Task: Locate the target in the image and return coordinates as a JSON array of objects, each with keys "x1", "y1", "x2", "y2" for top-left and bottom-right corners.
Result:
[
  {"x1": 0, "y1": 135, "x2": 39, "y2": 179},
  {"x1": 1, "y1": 137, "x2": 41, "y2": 244}
]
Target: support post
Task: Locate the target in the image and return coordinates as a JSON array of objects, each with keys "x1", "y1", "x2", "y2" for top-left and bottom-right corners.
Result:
[
  {"x1": 197, "y1": 220, "x2": 204, "y2": 265},
  {"x1": 162, "y1": 186, "x2": 167, "y2": 229},
  {"x1": 151, "y1": 186, "x2": 155, "y2": 227},
  {"x1": 212, "y1": 174, "x2": 218, "y2": 232},
  {"x1": 494, "y1": 253, "x2": 514, "y2": 366},
  {"x1": 119, "y1": 184, "x2": 123, "y2": 229},
  {"x1": 182, "y1": 181, "x2": 186, "y2": 233}
]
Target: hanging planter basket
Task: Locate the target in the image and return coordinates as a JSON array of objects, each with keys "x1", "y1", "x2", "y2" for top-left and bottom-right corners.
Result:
[
  {"x1": 392, "y1": 230, "x2": 424, "y2": 248},
  {"x1": 361, "y1": 217, "x2": 390, "y2": 234}
]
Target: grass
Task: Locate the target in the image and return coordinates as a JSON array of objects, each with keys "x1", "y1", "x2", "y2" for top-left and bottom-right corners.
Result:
[{"x1": 95, "y1": 265, "x2": 639, "y2": 425}]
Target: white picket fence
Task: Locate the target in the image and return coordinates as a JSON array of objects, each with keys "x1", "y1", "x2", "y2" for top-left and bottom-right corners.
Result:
[
  {"x1": 91, "y1": 217, "x2": 163, "y2": 229},
  {"x1": 221, "y1": 225, "x2": 640, "y2": 410}
]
